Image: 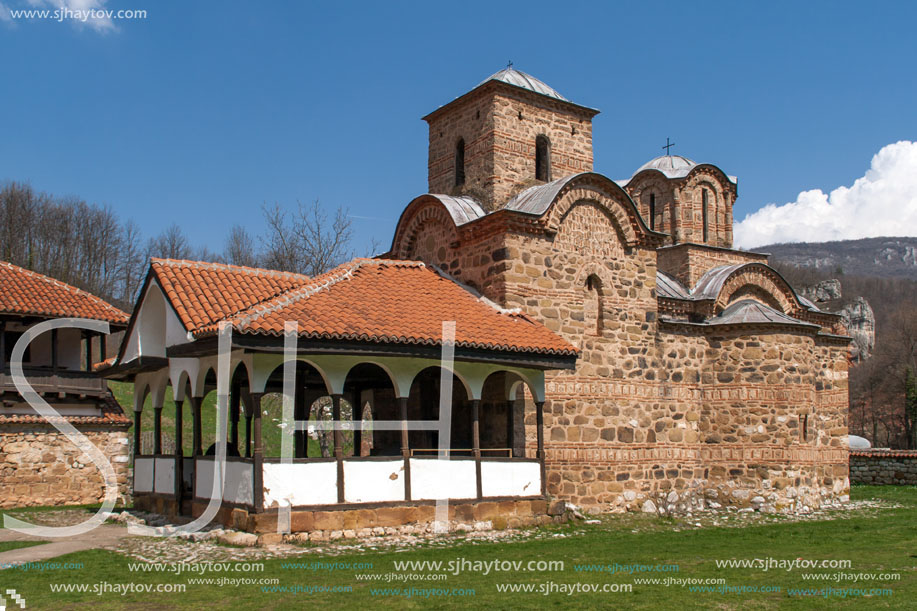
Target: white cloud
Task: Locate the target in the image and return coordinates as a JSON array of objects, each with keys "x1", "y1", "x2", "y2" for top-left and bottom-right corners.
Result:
[
  {"x1": 0, "y1": 3, "x2": 13, "y2": 23},
  {"x1": 734, "y1": 140, "x2": 917, "y2": 249}
]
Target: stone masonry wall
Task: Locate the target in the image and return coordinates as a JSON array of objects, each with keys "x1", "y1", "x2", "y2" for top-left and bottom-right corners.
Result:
[
  {"x1": 0, "y1": 425, "x2": 131, "y2": 508},
  {"x1": 850, "y1": 451, "x2": 917, "y2": 485}
]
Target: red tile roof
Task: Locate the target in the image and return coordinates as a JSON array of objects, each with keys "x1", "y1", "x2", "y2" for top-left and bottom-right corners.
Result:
[
  {"x1": 0, "y1": 393, "x2": 131, "y2": 427},
  {"x1": 194, "y1": 258, "x2": 577, "y2": 357},
  {"x1": 0, "y1": 261, "x2": 128, "y2": 324},
  {"x1": 149, "y1": 258, "x2": 310, "y2": 333}
]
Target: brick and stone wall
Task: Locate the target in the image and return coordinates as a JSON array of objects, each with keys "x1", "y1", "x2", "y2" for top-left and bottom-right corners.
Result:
[
  {"x1": 0, "y1": 425, "x2": 131, "y2": 508},
  {"x1": 849, "y1": 450, "x2": 917, "y2": 485},
  {"x1": 624, "y1": 167, "x2": 736, "y2": 248},
  {"x1": 390, "y1": 181, "x2": 850, "y2": 514},
  {"x1": 657, "y1": 243, "x2": 769, "y2": 288},
  {"x1": 426, "y1": 82, "x2": 595, "y2": 210}
]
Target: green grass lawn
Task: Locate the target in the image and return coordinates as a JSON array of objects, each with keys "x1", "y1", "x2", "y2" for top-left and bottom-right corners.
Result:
[{"x1": 4, "y1": 486, "x2": 916, "y2": 609}]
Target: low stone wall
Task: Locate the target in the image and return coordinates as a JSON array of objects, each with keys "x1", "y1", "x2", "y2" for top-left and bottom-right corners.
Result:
[
  {"x1": 0, "y1": 424, "x2": 131, "y2": 508},
  {"x1": 849, "y1": 450, "x2": 917, "y2": 485},
  {"x1": 135, "y1": 495, "x2": 548, "y2": 536}
]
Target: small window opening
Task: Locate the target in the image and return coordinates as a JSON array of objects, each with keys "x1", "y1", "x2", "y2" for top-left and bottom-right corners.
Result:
[
  {"x1": 454, "y1": 138, "x2": 465, "y2": 186},
  {"x1": 535, "y1": 135, "x2": 551, "y2": 182},
  {"x1": 649, "y1": 193, "x2": 656, "y2": 231},
  {"x1": 585, "y1": 275, "x2": 604, "y2": 336},
  {"x1": 702, "y1": 189, "x2": 709, "y2": 243}
]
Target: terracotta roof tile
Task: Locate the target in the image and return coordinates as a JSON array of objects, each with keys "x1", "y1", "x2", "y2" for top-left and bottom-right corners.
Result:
[
  {"x1": 0, "y1": 261, "x2": 128, "y2": 324},
  {"x1": 149, "y1": 258, "x2": 310, "y2": 333},
  {"x1": 196, "y1": 259, "x2": 577, "y2": 357}
]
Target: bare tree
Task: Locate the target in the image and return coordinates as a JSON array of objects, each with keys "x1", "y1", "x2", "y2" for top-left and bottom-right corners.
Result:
[
  {"x1": 147, "y1": 223, "x2": 193, "y2": 260},
  {"x1": 260, "y1": 200, "x2": 353, "y2": 276},
  {"x1": 224, "y1": 224, "x2": 260, "y2": 268},
  {"x1": 119, "y1": 220, "x2": 147, "y2": 307}
]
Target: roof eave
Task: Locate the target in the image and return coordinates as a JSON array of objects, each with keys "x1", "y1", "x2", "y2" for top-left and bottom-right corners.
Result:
[{"x1": 422, "y1": 80, "x2": 599, "y2": 123}]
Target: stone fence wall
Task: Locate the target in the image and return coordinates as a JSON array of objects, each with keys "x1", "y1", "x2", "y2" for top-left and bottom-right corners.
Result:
[{"x1": 849, "y1": 450, "x2": 917, "y2": 486}]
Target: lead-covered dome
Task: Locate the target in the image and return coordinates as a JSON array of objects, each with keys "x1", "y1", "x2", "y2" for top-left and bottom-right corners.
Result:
[
  {"x1": 476, "y1": 67, "x2": 569, "y2": 101},
  {"x1": 634, "y1": 155, "x2": 698, "y2": 178}
]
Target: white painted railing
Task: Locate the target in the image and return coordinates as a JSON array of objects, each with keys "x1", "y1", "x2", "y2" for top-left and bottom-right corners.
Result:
[
  {"x1": 137, "y1": 456, "x2": 542, "y2": 509},
  {"x1": 133, "y1": 456, "x2": 154, "y2": 493},
  {"x1": 344, "y1": 459, "x2": 405, "y2": 503},
  {"x1": 409, "y1": 458, "x2": 477, "y2": 500},
  {"x1": 153, "y1": 457, "x2": 175, "y2": 494}
]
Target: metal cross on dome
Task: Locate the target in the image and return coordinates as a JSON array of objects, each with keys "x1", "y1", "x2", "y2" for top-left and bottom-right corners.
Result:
[{"x1": 662, "y1": 137, "x2": 676, "y2": 155}]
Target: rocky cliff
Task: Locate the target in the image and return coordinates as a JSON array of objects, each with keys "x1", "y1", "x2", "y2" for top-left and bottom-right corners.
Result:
[{"x1": 800, "y1": 279, "x2": 876, "y2": 361}]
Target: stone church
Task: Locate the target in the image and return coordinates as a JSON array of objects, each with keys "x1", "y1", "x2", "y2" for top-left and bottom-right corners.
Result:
[{"x1": 388, "y1": 67, "x2": 851, "y2": 513}]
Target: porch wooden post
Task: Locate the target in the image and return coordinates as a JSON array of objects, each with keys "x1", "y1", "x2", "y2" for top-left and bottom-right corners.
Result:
[
  {"x1": 505, "y1": 400, "x2": 515, "y2": 458},
  {"x1": 100, "y1": 334, "x2": 106, "y2": 360},
  {"x1": 0, "y1": 321, "x2": 6, "y2": 370},
  {"x1": 332, "y1": 393, "x2": 344, "y2": 503},
  {"x1": 190, "y1": 396, "x2": 203, "y2": 456},
  {"x1": 175, "y1": 396, "x2": 184, "y2": 502},
  {"x1": 250, "y1": 392, "x2": 264, "y2": 512},
  {"x1": 471, "y1": 399, "x2": 482, "y2": 499},
  {"x1": 244, "y1": 394, "x2": 253, "y2": 458},
  {"x1": 50, "y1": 328, "x2": 58, "y2": 374},
  {"x1": 293, "y1": 385, "x2": 306, "y2": 458},
  {"x1": 84, "y1": 331, "x2": 92, "y2": 372},
  {"x1": 133, "y1": 409, "x2": 142, "y2": 457},
  {"x1": 536, "y1": 401, "x2": 546, "y2": 496},
  {"x1": 352, "y1": 389, "x2": 362, "y2": 457},
  {"x1": 153, "y1": 404, "x2": 163, "y2": 454},
  {"x1": 230, "y1": 384, "x2": 240, "y2": 450},
  {"x1": 399, "y1": 397, "x2": 411, "y2": 501}
]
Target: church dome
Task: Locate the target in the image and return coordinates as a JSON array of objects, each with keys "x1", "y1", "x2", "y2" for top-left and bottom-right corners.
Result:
[
  {"x1": 634, "y1": 155, "x2": 698, "y2": 178},
  {"x1": 476, "y1": 67, "x2": 569, "y2": 102}
]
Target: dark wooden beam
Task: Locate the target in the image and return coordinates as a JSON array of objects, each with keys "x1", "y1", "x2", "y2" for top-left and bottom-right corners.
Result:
[
  {"x1": 50, "y1": 328, "x2": 58, "y2": 374},
  {"x1": 471, "y1": 399, "x2": 482, "y2": 499},
  {"x1": 175, "y1": 394, "x2": 184, "y2": 503},
  {"x1": 250, "y1": 392, "x2": 264, "y2": 512},
  {"x1": 153, "y1": 405, "x2": 163, "y2": 454},
  {"x1": 332, "y1": 393, "x2": 344, "y2": 503},
  {"x1": 190, "y1": 396, "x2": 203, "y2": 456},
  {"x1": 133, "y1": 409, "x2": 142, "y2": 458},
  {"x1": 536, "y1": 401, "x2": 546, "y2": 496},
  {"x1": 399, "y1": 396, "x2": 411, "y2": 501}
]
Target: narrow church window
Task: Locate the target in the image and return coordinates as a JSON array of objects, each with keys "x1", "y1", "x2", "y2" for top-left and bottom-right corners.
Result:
[
  {"x1": 535, "y1": 135, "x2": 551, "y2": 182},
  {"x1": 455, "y1": 138, "x2": 465, "y2": 186},
  {"x1": 702, "y1": 189, "x2": 709, "y2": 242},
  {"x1": 585, "y1": 275, "x2": 603, "y2": 336},
  {"x1": 802, "y1": 414, "x2": 809, "y2": 442},
  {"x1": 649, "y1": 193, "x2": 656, "y2": 230}
]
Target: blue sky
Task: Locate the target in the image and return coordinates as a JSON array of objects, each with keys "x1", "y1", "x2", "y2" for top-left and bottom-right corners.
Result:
[{"x1": 1, "y1": 0, "x2": 915, "y2": 253}]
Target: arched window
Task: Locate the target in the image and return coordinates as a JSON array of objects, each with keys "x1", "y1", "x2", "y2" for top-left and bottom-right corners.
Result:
[
  {"x1": 649, "y1": 193, "x2": 656, "y2": 231},
  {"x1": 702, "y1": 188, "x2": 709, "y2": 243},
  {"x1": 535, "y1": 135, "x2": 551, "y2": 182},
  {"x1": 454, "y1": 138, "x2": 465, "y2": 186},
  {"x1": 584, "y1": 275, "x2": 604, "y2": 336}
]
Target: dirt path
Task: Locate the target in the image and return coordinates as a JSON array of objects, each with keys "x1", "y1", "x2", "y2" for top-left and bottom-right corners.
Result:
[{"x1": 0, "y1": 524, "x2": 132, "y2": 568}]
